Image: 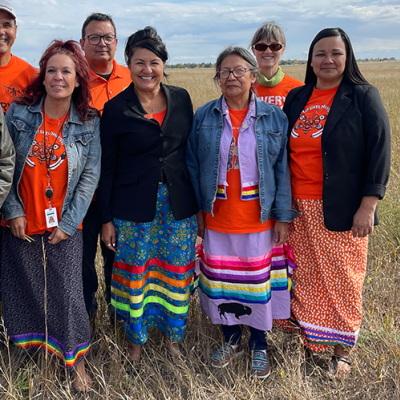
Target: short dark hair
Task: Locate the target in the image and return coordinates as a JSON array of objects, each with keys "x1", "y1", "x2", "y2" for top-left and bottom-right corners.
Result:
[
  {"x1": 250, "y1": 21, "x2": 286, "y2": 48},
  {"x1": 305, "y1": 27, "x2": 368, "y2": 86},
  {"x1": 124, "y1": 26, "x2": 169, "y2": 68},
  {"x1": 81, "y1": 13, "x2": 116, "y2": 39},
  {"x1": 214, "y1": 46, "x2": 258, "y2": 82}
]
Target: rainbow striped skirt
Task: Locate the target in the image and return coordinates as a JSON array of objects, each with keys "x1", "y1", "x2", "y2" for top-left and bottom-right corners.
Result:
[
  {"x1": 111, "y1": 184, "x2": 197, "y2": 345},
  {"x1": 197, "y1": 228, "x2": 296, "y2": 331}
]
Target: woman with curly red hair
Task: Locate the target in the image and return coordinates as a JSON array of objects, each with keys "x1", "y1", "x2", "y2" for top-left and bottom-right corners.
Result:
[{"x1": 2, "y1": 40, "x2": 100, "y2": 391}]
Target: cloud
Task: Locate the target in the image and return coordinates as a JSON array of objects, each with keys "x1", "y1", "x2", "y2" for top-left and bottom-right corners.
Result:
[{"x1": 9, "y1": 0, "x2": 400, "y2": 66}]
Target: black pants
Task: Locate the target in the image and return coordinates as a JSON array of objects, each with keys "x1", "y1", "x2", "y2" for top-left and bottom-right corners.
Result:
[
  {"x1": 82, "y1": 200, "x2": 114, "y2": 319},
  {"x1": 222, "y1": 324, "x2": 268, "y2": 351}
]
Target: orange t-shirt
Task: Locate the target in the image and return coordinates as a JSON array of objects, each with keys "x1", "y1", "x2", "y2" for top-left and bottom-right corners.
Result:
[
  {"x1": 88, "y1": 59, "x2": 131, "y2": 114},
  {"x1": 205, "y1": 107, "x2": 274, "y2": 233},
  {"x1": 289, "y1": 86, "x2": 338, "y2": 199},
  {"x1": 144, "y1": 108, "x2": 166, "y2": 126},
  {"x1": 0, "y1": 54, "x2": 37, "y2": 114},
  {"x1": 17, "y1": 112, "x2": 82, "y2": 235},
  {"x1": 253, "y1": 74, "x2": 303, "y2": 109}
]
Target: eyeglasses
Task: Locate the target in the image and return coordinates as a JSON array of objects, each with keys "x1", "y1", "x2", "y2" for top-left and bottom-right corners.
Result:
[
  {"x1": 83, "y1": 34, "x2": 116, "y2": 46},
  {"x1": 252, "y1": 43, "x2": 283, "y2": 52},
  {"x1": 216, "y1": 68, "x2": 251, "y2": 79}
]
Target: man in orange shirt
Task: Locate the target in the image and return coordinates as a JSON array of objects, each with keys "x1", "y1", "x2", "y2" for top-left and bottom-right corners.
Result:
[
  {"x1": 0, "y1": 1, "x2": 35, "y2": 303},
  {"x1": 0, "y1": 1, "x2": 37, "y2": 114},
  {"x1": 80, "y1": 13, "x2": 131, "y2": 322}
]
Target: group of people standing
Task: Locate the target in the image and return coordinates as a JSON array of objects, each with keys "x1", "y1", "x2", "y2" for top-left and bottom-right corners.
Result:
[{"x1": 0, "y1": 0, "x2": 391, "y2": 392}]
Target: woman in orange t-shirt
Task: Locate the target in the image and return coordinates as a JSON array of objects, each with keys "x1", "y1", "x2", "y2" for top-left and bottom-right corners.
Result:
[
  {"x1": 2, "y1": 40, "x2": 100, "y2": 391},
  {"x1": 283, "y1": 28, "x2": 390, "y2": 377},
  {"x1": 250, "y1": 21, "x2": 303, "y2": 109},
  {"x1": 187, "y1": 47, "x2": 298, "y2": 379}
]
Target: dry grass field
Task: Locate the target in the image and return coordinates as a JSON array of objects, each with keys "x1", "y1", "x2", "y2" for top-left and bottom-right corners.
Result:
[{"x1": 0, "y1": 62, "x2": 399, "y2": 399}]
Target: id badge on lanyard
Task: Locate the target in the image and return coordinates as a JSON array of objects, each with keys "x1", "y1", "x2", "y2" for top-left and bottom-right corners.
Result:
[{"x1": 45, "y1": 207, "x2": 58, "y2": 228}]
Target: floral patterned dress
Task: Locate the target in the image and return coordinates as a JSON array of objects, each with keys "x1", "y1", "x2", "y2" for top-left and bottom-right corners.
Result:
[{"x1": 112, "y1": 183, "x2": 197, "y2": 344}]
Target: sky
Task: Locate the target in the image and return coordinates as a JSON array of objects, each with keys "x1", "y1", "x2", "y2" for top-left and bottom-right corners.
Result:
[{"x1": 9, "y1": 0, "x2": 400, "y2": 67}]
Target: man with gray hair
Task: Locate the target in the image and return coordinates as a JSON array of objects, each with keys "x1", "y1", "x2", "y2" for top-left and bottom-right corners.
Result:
[{"x1": 80, "y1": 13, "x2": 131, "y2": 324}]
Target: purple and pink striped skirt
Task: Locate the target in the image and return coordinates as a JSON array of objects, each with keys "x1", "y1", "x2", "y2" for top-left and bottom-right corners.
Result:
[{"x1": 196, "y1": 228, "x2": 296, "y2": 331}]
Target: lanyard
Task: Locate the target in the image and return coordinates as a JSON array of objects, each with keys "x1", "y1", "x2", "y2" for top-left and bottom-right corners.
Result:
[{"x1": 42, "y1": 106, "x2": 69, "y2": 208}]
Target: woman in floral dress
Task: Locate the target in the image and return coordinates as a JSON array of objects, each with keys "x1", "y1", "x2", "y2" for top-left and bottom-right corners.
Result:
[{"x1": 97, "y1": 27, "x2": 198, "y2": 363}]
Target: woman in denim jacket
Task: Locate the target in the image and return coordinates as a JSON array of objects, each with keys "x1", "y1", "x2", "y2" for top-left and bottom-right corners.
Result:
[
  {"x1": 186, "y1": 46, "x2": 297, "y2": 379},
  {"x1": 2, "y1": 40, "x2": 100, "y2": 391}
]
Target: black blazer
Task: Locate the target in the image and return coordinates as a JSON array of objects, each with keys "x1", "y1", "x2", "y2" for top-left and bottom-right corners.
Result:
[
  {"x1": 283, "y1": 79, "x2": 390, "y2": 231},
  {"x1": 97, "y1": 83, "x2": 199, "y2": 223}
]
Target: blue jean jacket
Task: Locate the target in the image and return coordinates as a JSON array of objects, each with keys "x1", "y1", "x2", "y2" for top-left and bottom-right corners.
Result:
[
  {"x1": 186, "y1": 94, "x2": 298, "y2": 224},
  {"x1": 3, "y1": 99, "x2": 101, "y2": 236}
]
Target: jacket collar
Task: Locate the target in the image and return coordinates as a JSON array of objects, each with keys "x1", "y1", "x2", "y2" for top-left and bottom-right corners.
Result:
[
  {"x1": 28, "y1": 97, "x2": 83, "y2": 125},
  {"x1": 124, "y1": 82, "x2": 175, "y2": 126},
  {"x1": 213, "y1": 91, "x2": 273, "y2": 118},
  {"x1": 322, "y1": 78, "x2": 352, "y2": 144}
]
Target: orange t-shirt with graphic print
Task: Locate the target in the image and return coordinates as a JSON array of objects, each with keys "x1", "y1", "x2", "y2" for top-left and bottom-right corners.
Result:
[
  {"x1": 17, "y1": 112, "x2": 81, "y2": 235},
  {"x1": 289, "y1": 86, "x2": 338, "y2": 199},
  {"x1": 253, "y1": 74, "x2": 303, "y2": 109},
  {"x1": 205, "y1": 107, "x2": 274, "y2": 234},
  {"x1": 0, "y1": 55, "x2": 37, "y2": 114}
]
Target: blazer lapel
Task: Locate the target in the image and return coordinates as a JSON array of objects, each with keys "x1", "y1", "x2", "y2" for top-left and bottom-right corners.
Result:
[
  {"x1": 322, "y1": 80, "x2": 352, "y2": 146},
  {"x1": 124, "y1": 84, "x2": 147, "y2": 117},
  {"x1": 288, "y1": 84, "x2": 314, "y2": 133},
  {"x1": 161, "y1": 83, "x2": 175, "y2": 129}
]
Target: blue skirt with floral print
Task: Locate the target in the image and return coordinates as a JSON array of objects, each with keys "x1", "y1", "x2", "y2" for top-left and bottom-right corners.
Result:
[{"x1": 111, "y1": 184, "x2": 197, "y2": 344}]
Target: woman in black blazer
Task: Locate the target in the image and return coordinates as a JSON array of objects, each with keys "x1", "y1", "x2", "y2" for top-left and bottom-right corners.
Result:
[
  {"x1": 283, "y1": 28, "x2": 390, "y2": 377},
  {"x1": 97, "y1": 27, "x2": 198, "y2": 364}
]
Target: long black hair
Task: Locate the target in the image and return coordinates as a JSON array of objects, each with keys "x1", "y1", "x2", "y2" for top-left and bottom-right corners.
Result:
[{"x1": 305, "y1": 28, "x2": 368, "y2": 85}]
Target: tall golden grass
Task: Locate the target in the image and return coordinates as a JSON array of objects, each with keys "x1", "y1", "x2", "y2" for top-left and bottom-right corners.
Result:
[{"x1": 0, "y1": 62, "x2": 399, "y2": 399}]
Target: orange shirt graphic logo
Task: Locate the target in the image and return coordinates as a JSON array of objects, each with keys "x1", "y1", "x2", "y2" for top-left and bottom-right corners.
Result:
[
  {"x1": 291, "y1": 105, "x2": 329, "y2": 139},
  {"x1": 26, "y1": 131, "x2": 66, "y2": 170}
]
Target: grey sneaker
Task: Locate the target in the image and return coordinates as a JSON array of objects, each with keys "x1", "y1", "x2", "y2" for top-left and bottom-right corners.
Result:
[{"x1": 211, "y1": 343, "x2": 244, "y2": 368}]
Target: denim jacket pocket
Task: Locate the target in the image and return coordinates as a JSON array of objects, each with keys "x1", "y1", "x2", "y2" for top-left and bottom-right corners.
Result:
[
  {"x1": 10, "y1": 118, "x2": 34, "y2": 152},
  {"x1": 198, "y1": 125, "x2": 214, "y2": 151},
  {"x1": 265, "y1": 129, "x2": 283, "y2": 158},
  {"x1": 74, "y1": 131, "x2": 95, "y2": 146}
]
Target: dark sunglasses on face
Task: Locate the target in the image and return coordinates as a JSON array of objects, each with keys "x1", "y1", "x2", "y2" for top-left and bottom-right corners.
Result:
[{"x1": 253, "y1": 43, "x2": 283, "y2": 52}]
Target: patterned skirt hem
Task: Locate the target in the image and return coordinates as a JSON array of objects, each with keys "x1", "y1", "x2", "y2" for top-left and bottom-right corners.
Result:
[{"x1": 11, "y1": 333, "x2": 90, "y2": 369}]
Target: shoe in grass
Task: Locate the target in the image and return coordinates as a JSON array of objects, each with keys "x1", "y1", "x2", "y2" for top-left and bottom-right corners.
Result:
[
  {"x1": 251, "y1": 350, "x2": 271, "y2": 379},
  {"x1": 211, "y1": 343, "x2": 244, "y2": 368}
]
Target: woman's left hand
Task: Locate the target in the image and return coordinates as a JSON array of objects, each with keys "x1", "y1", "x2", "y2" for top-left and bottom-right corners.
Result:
[
  {"x1": 274, "y1": 221, "x2": 289, "y2": 246},
  {"x1": 48, "y1": 227, "x2": 70, "y2": 245},
  {"x1": 352, "y1": 196, "x2": 379, "y2": 238}
]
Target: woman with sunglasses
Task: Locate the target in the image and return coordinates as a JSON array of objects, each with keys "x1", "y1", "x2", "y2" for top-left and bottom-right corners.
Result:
[
  {"x1": 2, "y1": 40, "x2": 100, "y2": 391},
  {"x1": 250, "y1": 21, "x2": 303, "y2": 108},
  {"x1": 283, "y1": 28, "x2": 390, "y2": 377},
  {"x1": 186, "y1": 46, "x2": 297, "y2": 379}
]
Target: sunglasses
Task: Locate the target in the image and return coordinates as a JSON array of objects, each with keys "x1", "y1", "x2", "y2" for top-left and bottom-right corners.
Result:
[{"x1": 253, "y1": 43, "x2": 283, "y2": 52}]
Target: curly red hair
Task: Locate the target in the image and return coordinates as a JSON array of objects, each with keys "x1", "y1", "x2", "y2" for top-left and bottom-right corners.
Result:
[{"x1": 16, "y1": 40, "x2": 97, "y2": 121}]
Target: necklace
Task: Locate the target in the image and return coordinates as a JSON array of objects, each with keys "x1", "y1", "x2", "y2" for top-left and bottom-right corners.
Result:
[
  {"x1": 141, "y1": 90, "x2": 160, "y2": 112},
  {"x1": 42, "y1": 105, "x2": 69, "y2": 205}
]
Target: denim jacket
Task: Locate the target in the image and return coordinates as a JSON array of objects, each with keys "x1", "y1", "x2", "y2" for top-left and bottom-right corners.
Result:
[
  {"x1": 186, "y1": 93, "x2": 298, "y2": 224},
  {"x1": 3, "y1": 99, "x2": 101, "y2": 236}
]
